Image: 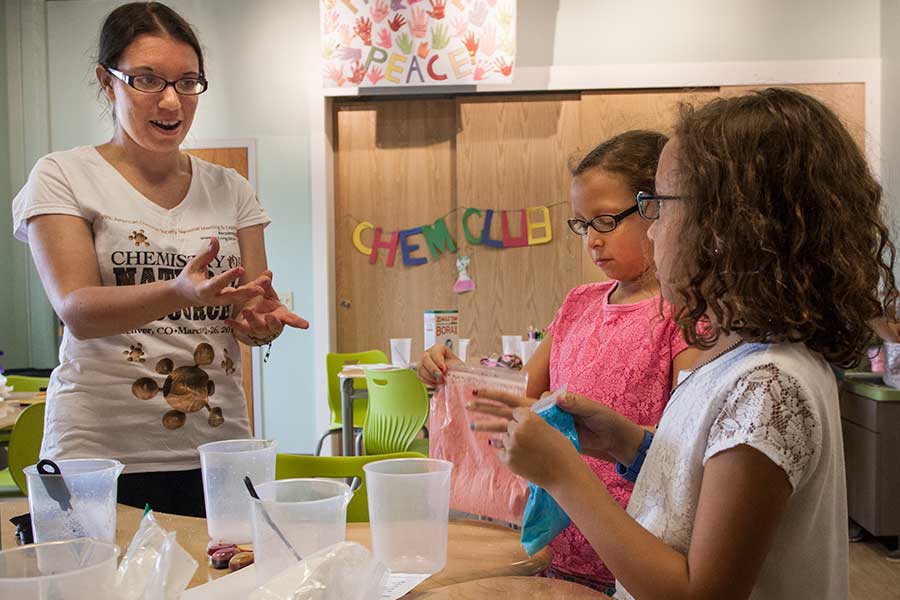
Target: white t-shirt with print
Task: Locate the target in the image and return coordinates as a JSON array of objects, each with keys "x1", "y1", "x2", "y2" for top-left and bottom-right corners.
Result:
[
  {"x1": 12, "y1": 146, "x2": 270, "y2": 473},
  {"x1": 616, "y1": 343, "x2": 848, "y2": 600}
]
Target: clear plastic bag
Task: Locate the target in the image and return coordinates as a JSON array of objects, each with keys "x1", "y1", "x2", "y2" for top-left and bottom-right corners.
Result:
[
  {"x1": 116, "y1": 510, "x2": 197, "y2": 600},
  {"x1": 249, "y1": 542, "x2": 386, "y2": 600},
  {"x1": 520, "y1": 387, "x2": 581, "y2": 556},
  {"x1": 429, "y1": 363, "x2": 530, "y2": 525}
]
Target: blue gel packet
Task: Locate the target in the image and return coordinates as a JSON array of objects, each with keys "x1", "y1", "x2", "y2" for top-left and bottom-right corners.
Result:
[{"x1": 520, "y1": 387, "x2": 581, "y2": 556}]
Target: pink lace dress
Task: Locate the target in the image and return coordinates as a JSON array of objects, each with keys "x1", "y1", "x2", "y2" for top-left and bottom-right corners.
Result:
[{"x1": 546, "y1": 281, "x2": 689, "y2": 587}]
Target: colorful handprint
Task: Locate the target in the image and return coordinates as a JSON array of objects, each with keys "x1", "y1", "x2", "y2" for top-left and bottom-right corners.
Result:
[
  {"x1": 339, "y1": 24, "x2": 354, "y2": 46},
  {"x1": 354, "y1": 16, "x2": 373, "y2": 45},
  {"x1": 323, "y1": 10, "x2": 340, "y2": 34},
  {"x1": 396, "y1": 31, "x2": 414, "y2": 54},
  {"x1": 480, "y1": 21, "x2": 497, "y2": 56},
  {"x1": 377, "y1": 27, "x2": 393, "y2": 48},
  {"x1": 427, "y1": 0, "x2": 446, "y2": 19},
  {"x1": 474, "y1": 61, "x2": 490, "y2": 81},
  {"x1": 366, "y1": 66, "x2": 385, "y2": 85},
  {"x1": 390, "y1": 0, "x2": 405, "y2": 9},
  {"x1": 463, "y1": 31, "x2": 479, "y2": 64},
  {"x1": 410, "y1": 7, "x2": 428, "y2": 38},
  {"x1": 431, "y1": 22, "x2": 451, "y2": 49},
  {"x1": 450, "y1": 15, "x2": 468, "y2": 39},
  {"x1": 348, "y1": 60, "x2": 367, "y2": 84},
  {"x1": 340, "y1": 0, "x2": 359, "y2": 13},
  {"x1": 417, "y1": 41, "x2": 430, "y2": 58},
  {"x1": 497, "y1": 2, "x2": 513, "y2": 28},
  {"x1": 388, "y1": 12, "x2": 407, "y2": 31},
  {"x1": 336, "y1": 46, "x2": 363, "y2": 61},
  {"x1": 494, "y1": 56, "x2": 513, "y2": 77},
  {"x1": 371, "y1": 0, "x2": 390, "y2": 23},
  {"x1": 325, "y1": 64, "x2": 346, "y2": 87},
  {"x1": 468, "y1": 1, "x2": 488, "y2": 27}
]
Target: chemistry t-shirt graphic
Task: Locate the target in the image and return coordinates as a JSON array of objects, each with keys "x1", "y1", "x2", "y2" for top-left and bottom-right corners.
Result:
[{"x1": 12, "y1": 146, "x2": 270, "y2": 473}]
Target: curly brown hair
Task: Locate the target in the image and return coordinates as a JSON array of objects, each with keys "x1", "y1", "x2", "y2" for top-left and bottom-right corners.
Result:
[{"x1": 670, "y1": 87, "x2": 897, "y2": 367}]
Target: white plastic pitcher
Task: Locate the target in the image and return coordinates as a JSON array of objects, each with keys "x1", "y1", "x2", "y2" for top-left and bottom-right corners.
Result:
[
  {"x1": 363, "y1": 458, "x2": 453, "y2": 574},
  {"x1": 24, "y1": 459, "x2": 124, "y2": 544},
  {"x1": 0, "y1": 538, "x2": 119, "y2": 599},
  {"x1": 199, "y1": 438, "x2": 277, "y2": 542},
  {"x1": 251, "y1": 478, "x2": 354, "y2": 584}
]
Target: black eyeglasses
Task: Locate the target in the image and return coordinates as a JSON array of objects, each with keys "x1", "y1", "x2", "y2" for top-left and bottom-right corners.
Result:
[
  {"x1": 104, "y1": 65, "x2": 208, "y2": 96},
  {"x1": 567, "y1": 204, "x2": 639, "y2": 236},
  {"x1": 635, "y1": 191, "x2": 687, "y2": 220}
]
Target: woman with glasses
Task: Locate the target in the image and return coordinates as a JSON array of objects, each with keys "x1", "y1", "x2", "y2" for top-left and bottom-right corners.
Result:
[
  {"x1": 10, "y1": 2, "x2": 307, "y2": 517},
  {"x1": 419, "y1": 130, "x2": 699, "y2": 594}
]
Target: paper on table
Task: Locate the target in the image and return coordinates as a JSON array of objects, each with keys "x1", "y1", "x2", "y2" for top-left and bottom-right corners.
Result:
[
  {"x1": 182, "y1": 566, "x2": 430, "y2": 600},
  {"x1": 382, "y1": 573, "x2": 431, "y2": 599}
]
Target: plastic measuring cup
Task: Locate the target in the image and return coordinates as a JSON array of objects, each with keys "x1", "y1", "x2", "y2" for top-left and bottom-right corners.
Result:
[
  {"x1": 24, "y1": 458, "x2": 123, "y2": 543},
  {"x1": 251, "y1": 478, "x2": 354, "y2": 584},
  {"x1": 0, "y1": 538, "x2": 119, "y2": 599},
  {"x1": 199, "y1": 438, "x2": 277, "y2": 542},
  {"x1": 363, "y1": 458, "x2": 453, "y2": 573}
]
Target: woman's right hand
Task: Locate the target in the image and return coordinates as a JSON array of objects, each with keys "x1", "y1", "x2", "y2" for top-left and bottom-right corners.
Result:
[
  {"x1": 417, "y1": 343, "x2": 463, "y2": 386},
  {"x1": 173, "y1": 238, "x2": 265, "y2": 307}
]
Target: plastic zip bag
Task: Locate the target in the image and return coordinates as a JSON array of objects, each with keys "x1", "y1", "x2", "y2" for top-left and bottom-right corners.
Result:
[
  {"x1": 116, "y1": 510, "x2": 197, "y2": 600},
  {"x1": 249, "y1": 542, "x2": 386, "y2": 600},
  {"x1": 429, "y1": 363, "x2": 530, "y2": 525},
  {"x1": 520, "y1": 387, "x2": 581, "y2": 556}
]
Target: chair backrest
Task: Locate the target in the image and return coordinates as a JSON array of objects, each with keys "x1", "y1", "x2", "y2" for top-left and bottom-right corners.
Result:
[
  {"x1": 5, "y1": 375, "x2": 51, "y2": 393},
  {"x1": 9, "y1": 402, "x2": 46, "y2": 494},
  {"x1": 275, "y1": 451, "x2": 425, "y2": 522},
  {"x1": 362, "y1": 368, "x2": 429, "y2": 455},
  {"x1": 325, "y1": 350, "x2": 389, "y2": 425}
]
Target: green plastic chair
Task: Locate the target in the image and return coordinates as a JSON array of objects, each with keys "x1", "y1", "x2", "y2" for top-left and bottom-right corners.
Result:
[
  {"x1": 4, "y1": 375, "x2": 50, "y2": 392},
  {"x1": 360, "y1": 368, "x2": 429, "y2": 456},
  {"x1": 316, "y1": 350, "x2": 389, "y2": 455},
  {"x1": 0, "y1": 402, "x2": 45, "y2": 496},
  {"x1": 275, "y1": 451, "x2": 425, "y2": 522}
]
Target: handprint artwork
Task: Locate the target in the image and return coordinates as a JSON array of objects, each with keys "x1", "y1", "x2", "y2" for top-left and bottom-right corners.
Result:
[{"x1": 320, "y1": 0, "x2": 514, "y2": 86}]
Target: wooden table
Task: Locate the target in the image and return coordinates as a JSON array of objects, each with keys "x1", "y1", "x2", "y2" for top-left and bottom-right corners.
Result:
[
  {"x1": 1, "y1": 501, "x2": 550, "y2": 593},
  {"x1": 407, "y1": 576, "x2": 611, "y2": 599}
]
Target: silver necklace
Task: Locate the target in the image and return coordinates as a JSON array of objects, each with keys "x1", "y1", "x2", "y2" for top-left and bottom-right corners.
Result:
[{"x1": 666, "y1": 338, "x2": 746, "y2": 408}]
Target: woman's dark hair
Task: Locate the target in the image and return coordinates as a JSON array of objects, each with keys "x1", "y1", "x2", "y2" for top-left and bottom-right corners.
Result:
[
  {"x1": 671, "y1": 87, "x2": 897, "y2": 367},
  {"x1": 571, "y1": 130, "x2": 669, "y2": 194},
  {"x1": 98, "y1": 2, "x2": 204, "y2": 74}
]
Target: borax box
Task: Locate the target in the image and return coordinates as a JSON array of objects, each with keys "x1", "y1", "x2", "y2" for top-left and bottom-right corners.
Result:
[{"x1": 424, "y1": 310, "x2": 459, "y2": 354}]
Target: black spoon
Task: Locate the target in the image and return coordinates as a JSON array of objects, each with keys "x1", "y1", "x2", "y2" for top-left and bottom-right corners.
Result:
[{"x1": 244, "y1": 476, "x2": 303, "y2": 562}]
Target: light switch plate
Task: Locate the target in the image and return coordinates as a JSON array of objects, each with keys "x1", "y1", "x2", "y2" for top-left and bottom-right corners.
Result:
[{"x1": 279, "y1": 292, "x2": 294, "y2": 311}]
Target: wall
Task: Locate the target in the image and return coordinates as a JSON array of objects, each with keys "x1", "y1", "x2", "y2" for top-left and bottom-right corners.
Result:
[
  {"x1": 883, "y1": 0, "x2": 900, "y2": 281},
  {"x1": 0, "y1": 5, "x2": 12, "y2": 369}
]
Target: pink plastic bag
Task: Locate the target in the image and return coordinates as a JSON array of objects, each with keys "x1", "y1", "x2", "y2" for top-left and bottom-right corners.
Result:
[{"x1": 429, "y1": 364, "x2": 529, "y2": 525}]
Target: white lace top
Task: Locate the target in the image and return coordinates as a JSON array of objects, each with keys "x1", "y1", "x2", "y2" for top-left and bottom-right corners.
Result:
[{"x1": 615, "y1": 343, "x2": 848, "y2": 600}]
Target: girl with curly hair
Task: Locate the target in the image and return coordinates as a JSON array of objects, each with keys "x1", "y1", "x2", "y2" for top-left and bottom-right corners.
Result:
[{"x1": 469, "y1": 87, "x2": 896, "y2": 599}]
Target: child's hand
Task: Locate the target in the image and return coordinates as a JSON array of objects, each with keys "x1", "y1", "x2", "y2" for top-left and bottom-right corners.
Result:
[
  {"x1": 469, "y1": 389, "x2": 646, "y2": 466},
  {"x1": 467, "y1": 388, "x2": 579, "y2": 488},
  {"x1": 417, "y1": 343, "x2": 462, "y2": 386},
  {"x1": 870, "y1": 316, "x2": 900, "y2": 343}
]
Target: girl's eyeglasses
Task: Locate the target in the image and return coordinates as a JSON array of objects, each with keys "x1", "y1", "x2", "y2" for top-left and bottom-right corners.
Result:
[
  {"x1": 104, "y1": 65, "x2": 208, "y2": 96},
  {"x1": 635, "y1": 191, "x2": 688, "y2": 220},
  {"x1": 567, "y1": 204, "x2": 639, "y2": 236}
]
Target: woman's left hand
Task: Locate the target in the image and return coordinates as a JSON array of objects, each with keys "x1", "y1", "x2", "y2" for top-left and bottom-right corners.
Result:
[
  {"x1": 225, "y1": 270, "x2": 309, "y2": 345},
  {"x1": 467, "y1": 388, "x2": 581, "y2": 488}
]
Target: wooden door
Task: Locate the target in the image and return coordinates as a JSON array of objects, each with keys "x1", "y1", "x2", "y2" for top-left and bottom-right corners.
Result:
[
  {"x1": 183, "y1": 146, "x2": 255, "y2": 432},
  {"x1": 334, "y1": 99, "x2": 457, "y2": 358},
  {"x1": 454, "y1": 94, "x2": 584, "y2": 360}
]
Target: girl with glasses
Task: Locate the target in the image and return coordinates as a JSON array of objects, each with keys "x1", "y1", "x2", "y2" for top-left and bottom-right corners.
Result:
[
  {"x1": 11, "y1": 2, "x2": 307, "y2": 517},
  {"x1": 469, "y1": 88, "x2": 893, "y2": 599},
  {"x1": 419, "y1": 130, "x2": 700, "y2": 594}
]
